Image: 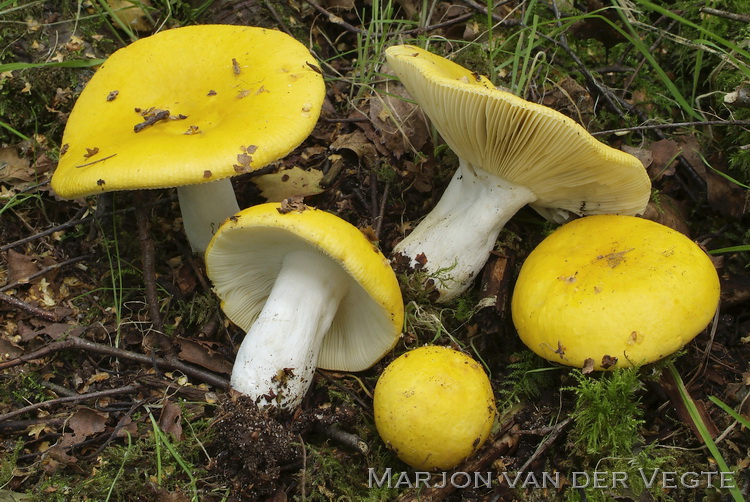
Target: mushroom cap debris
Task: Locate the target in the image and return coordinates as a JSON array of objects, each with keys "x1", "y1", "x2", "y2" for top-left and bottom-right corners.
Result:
[
  {"x1": 384, "y1": 45, "x2": 651, "y2": 221},
  {"x1": 511, "y1": 215, "x2": 721, "y2": 370},
  {"x1": 205, "y1": 202, "x2": 404, "y2": 374},
  {"x1": 374, "y1": 345, "x2": 497, "y2": 471},
  {"x1": 51, "y1": 25, "x2": 325, "y2": 197}
]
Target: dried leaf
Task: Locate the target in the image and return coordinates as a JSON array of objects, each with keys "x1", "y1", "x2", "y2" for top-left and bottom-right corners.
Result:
[
  {"x1": 642, "y1": 197, "x2": 691, "y2": 236},
  {"x1": 158, "y1": 401, "x2": 183, "y2": 441},
  {"x1": 176, "y1": 336, "x2": 232, "y2": 375},
  {"x1": 59, "y1": 407, "x2": 108, "y2": 448},
  {"x1": 252, "y1": 166, "x2": 324, "y2": 202},
  {"x1": 368, "y1": 83, "x2": 429, "y2": 159},
  {"x1": 648, "y1": 139, "x2": 680, "y2": 180},
  {"x1": 330, "y1": 131, "x2": 378, "y2": 168},
  {"x1": 7, "y1": 250, "x2": 39, "y2": 286}
]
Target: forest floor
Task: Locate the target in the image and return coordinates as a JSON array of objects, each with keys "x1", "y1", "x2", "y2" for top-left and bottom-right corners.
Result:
[{"x1": 0, "y1": 0, "x2": 749, "y2": 501}]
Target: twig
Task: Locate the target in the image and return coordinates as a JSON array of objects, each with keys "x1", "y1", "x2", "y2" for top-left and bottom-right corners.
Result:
[
  {"x1": 80, "y1": 396, "x2": 154, "y2": 461},
  {"x1": 515, "y1": 416, "x2": 572, "y2": 474},
  {"x1": 317, "y1": 370, "x2": 371, "y2": 410},
  {"x1": 40, "y1": 380, "x2": 79, "y2": 397},
  {"x1": 302, "y1": 0, "x2": 366, "y2": 34},
  {"x1": 319, "y1": 116, "x2": 369, "y2": 123},
  {"x1": 0, "y1": 384, "x2": 139, "y2": 423},
  {"x1": 0, "y1": 255, "x2": 88, "y2": 293},
  {"x1": 133, "y1": 191, "x2": 163, "y2": 332},
  {"x1": 700, "y1": 7, "x2": 750, "y2": 23},
  {"x1": 374, "y1": 182, "x2": 389, "y2": 240},
  {"x1": 0, "y1": 336, "x2": 230, "y2": 390},
  {"x1": 0, "y1": 198, "x2": 171, "y2": 252},
  {"x1": 133, "y1": 109, "x2": 170, "y2": 133},
  {"x1": 401, "y1": 12, "x2": 476, "y2": 35},
  {"x1": 593, "y1": 119, "x2": 750, "y2": 136},
  {"x1": 314, "y1": 422, "x2": 369, "y2": 454},
  {"x1": 262, "y1": 0, "x2": 293, "y2": 36},
  {"x1": 74, "y1": 153, "x2": 117, "y2": 168},
  {"x1": 549, "y1": 0, "x2": 626, "y2": 120},
  {"x1": 460, "y1": 0, "x2": 520, "y2": 27},
  {"x1": 0, "y1": 417, "x2": 66, "y2": 431},
  {"x1": 0, "y1": 291, "x2": 58, "y2": 321}
]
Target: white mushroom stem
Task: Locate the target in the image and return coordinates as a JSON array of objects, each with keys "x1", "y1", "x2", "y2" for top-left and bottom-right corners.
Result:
[
  {"x1": 230, "y1": 250, "x2": 350, "y2": 410},
  {"x1": 177, "y1": 179, "x2": 240, "y2": 254},
  {"x1": 394, "y1": 160, "x2": 537, "y2": 302}
]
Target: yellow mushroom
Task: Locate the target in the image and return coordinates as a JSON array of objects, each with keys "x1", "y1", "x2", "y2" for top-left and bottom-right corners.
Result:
[
  {"x1": 511, "y1": 215, "x2": 721, "y2": 370},
  {"x1": 374, "y1": 346, "x2": 497, "y2": 470},
  {"x1": 51, "y1": 25, "x2": 325, "y2": 253},
  {"x1": 385, "y1": 45, "x2": 651, "y2": 301},
  {"x1": 205, "y1": 202, "x2": 404, "y2": 410}
]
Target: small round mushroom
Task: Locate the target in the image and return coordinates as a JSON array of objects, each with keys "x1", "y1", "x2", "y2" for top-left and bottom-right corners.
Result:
[
  {"x1": 205, "y1": 202, "x2": 404, "y2": 410},
  {"x1": 511, "y1": 215, "x2": 721, "y2": 370},
  {"x1": 373, "y1": 345, "x2": 497, "y2": 471},
  {"x1": 385, "y1": 45, "x2": 651, "y2": 301},
  {"x1": 51, "y1": 25, "x2": 325, "y2": 253}
]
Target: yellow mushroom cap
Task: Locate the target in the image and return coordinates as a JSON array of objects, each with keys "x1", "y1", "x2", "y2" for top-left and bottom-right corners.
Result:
[
  {"x1": 385, "y1": 45, "x2": 651, "y2": 220},
  {"x1": 511, "y1": 215, "x2": 721, "y2": 370},
  {"x1": 374, "y1": 346, "x2": 497, "y2": 471},
  {"x1": 204, "y1": 202, "x2": 404, "y2": 372},
  {"x1": 51, "y1": 25, "x2": 325, "y2": 197}
]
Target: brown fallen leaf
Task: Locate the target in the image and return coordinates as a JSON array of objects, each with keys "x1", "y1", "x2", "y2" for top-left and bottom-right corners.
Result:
[
  {"x1": 647, "y1": 139, "x2": 680, "y2": 180},
  {"x1": 330, "y1": 130, "x2": 379, "y2": 169},
  {"x1": 368, "y1": 82, "x2": 430, "y2": 159},
  {"x1": 158, "y1": 400, "x2": 183, "y2": 441},
  {"x1": 7, "y1": 249, "x2": 39, "y2": 286},
  {"x1": 176, "y1": 336, "x2": 232, "y2": 375},
  {"x1": 59, "y1": 407, "x2": 108, "y2": 448},
  {"x1": 642, "y1": 197, "x2": 691, "y2": 236}
]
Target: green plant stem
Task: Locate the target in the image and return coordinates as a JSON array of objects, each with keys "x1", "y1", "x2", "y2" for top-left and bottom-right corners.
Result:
[{"x1": 666, "y1": 362, "x2": 744, "y2": 501}]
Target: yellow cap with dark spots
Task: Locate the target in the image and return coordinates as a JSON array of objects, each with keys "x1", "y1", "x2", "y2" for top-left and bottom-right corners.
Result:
[{"x1": 52, "y1": 25, "x2": 324, "y2": 197}]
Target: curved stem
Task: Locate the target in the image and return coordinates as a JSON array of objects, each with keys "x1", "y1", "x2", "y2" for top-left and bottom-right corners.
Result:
[
  {"x1": 177, "y1": 179, "x2": 240, "y2": 253},
  {"x1": 394, "y1": 161, "x2": 536, "y2": 302},
  {"x1": 230, "y1": 250, "x2": 350, "y2": 410}
]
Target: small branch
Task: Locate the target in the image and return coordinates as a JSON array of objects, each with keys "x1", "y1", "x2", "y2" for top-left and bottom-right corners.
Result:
[
  {"x1": 0, "y1": 336, "x2": 230, "y2": 390},
  {"x1": 724, "y1": 86, "x2": 750, "y2": 109},
  {"x1": 133, "y1": 191, "x2": 163, "y2": 332},
  {"x1": 515, "y1": 416, "x2": 572, "y2": 475},
  {"x1": 0, "y1": 291, "x2": 58, "y2": 321},
  {"x1": 0, "y1": 197, "x2": 171, "y2": 252},
  {"x1": 0, "y1": 384, "x2": 139, "y2": 423},
  {"x1": 302, "y1": 0, "x2": 366, "y2": 34},
  {"x1": 700, "y1": 7, "x2": 750, "y2": 23},
  {"x1": 401, "y1": 12, "x2": 477, "y2": 35},
  {"x1": 262, "y1": 0, "x2": 293, "y2": 36},
  {"x1": 593, "y1": 119, "x2": 750, "y2": 136},
  {"x1": 460, "y1": 0, "x2": 520, "y2": 27},
  {"x1": 133, "y1": 109, "x2": 171, "y2": 133},
  {"x1": 374, "y1": 182, "x2": 389, "y2": 240},
  {"x1": 74, "y1": 153, "x2": 117, "y2": 168},
  {"x1": 314, "y1": 422, "x2": 369, "y2": 454}
]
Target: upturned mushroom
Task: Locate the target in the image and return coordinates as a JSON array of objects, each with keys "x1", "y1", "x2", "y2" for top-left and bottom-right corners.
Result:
[
  {"x1": 374, "y1": 345, "x2": 497, "y2": 471},
  {"x1": 385, "y1": 45, "x2": 651, "y2": 301},
  {"x1": 511, "y1": 215, "x2": 720, "y2": 370},
  {"x1": 51, "y1": 25, "x2": 325, "y2": 253},
  {"x1": 204, "y1": 202, "x2": 404, "y2": 410}
]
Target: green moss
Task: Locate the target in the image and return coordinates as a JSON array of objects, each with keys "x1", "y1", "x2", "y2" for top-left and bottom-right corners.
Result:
[{"x1": 564, "y1": 368, "x2": 645, "y2": 457}]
